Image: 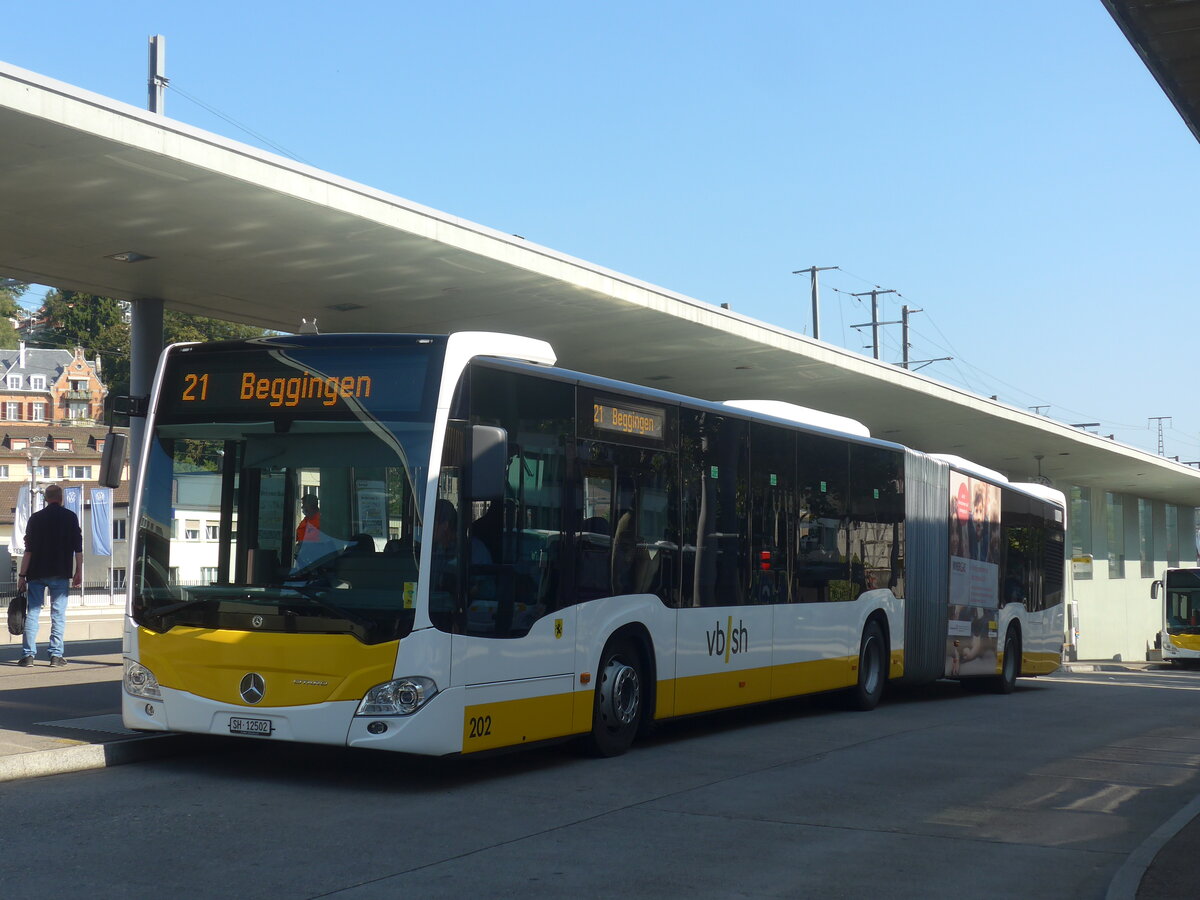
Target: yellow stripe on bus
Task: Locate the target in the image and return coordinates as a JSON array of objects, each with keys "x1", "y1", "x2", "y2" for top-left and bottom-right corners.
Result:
[
  {"x1": 1021, "y1": 651, "x2": 1063, "y2": 675},
  {"x1": 769, "y1": 657, "x2": 856, "y2": 701},
  {"x1": 137, "y1": 626, "x2": 398, "y2": 707},
  {"x1": 1170, "y1": 633, "x2": 1200, "y2": 652},
  {"x1": 462, "y1": 692, "x2": 577, "y2": 753}
]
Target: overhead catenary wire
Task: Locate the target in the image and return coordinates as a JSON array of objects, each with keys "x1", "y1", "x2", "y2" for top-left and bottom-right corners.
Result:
[
  {"x1": 168, "y1": 82, "x2": 312, "y2": 166},
  {"x1": 811, "y1": 273, "x2": 1182, "y2": 454}
]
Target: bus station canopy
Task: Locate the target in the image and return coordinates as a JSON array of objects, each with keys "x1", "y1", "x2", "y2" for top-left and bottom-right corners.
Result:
[
  {"x1": 3, "y1": 58, "x2": 1200, "y2": 506},
  {"x1": 1103, "y1": 0, "x2": 1200, "y2": 144}
]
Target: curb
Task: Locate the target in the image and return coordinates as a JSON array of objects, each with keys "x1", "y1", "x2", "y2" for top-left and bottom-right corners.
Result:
[
  {"x1": 1106, "y1": 793, "x2": 1200, "y2": 900},
  {"x1": 0, "y1": 734, "x2": 187, "y2": 783}
]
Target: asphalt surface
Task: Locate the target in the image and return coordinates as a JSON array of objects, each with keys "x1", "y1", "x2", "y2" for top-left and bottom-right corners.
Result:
[{"x1": 1, "y1": 615, "x2": 1195, "y2": 899}]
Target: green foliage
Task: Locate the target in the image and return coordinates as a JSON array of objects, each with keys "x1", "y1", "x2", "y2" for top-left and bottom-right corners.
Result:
[
  {"x1": 0, "y1": 277, "x2": 26, "y2": 317},
  {"x1": 42, "y1": 290, "x2": 127, "y2": 344},
  {"x1": 173, "y1": 439, "x2": 224, "y2": 473},
  {"x1": 164, "y1": 310, "x2": 268, "y2": 345},
  {"x1": 0, "y1": 319, "x2": 18, "y2": 350},
  {"x1": 30, "y1": 294, "x2": 270, "y2": 422}
]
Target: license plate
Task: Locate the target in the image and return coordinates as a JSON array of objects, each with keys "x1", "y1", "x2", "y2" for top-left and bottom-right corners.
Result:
[{"x1": 229, "y1": 716, "x2": 273, "y2": 736}]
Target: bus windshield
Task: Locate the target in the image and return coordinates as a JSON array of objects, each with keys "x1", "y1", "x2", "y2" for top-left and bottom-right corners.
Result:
[
  {"x1": 1165, "y1": 569, "x2": 1200, "y2": 635},
  {"x1": 131, "y1": 338, "x2": 445, "y2": 644}
]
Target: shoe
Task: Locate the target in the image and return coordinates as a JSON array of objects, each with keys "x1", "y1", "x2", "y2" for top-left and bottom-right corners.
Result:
[
  {"x1": 17, "y1": 656, "x2": 33, "y2": 667},
  {"x1": 49, "y1": 656, "x2": 66, "y2": 667}
]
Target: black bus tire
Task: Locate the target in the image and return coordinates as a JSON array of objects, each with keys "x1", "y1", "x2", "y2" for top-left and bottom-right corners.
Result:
[
  {"x1": 850, "y1": 620, "x2": 886, "y2": 711},
  {"x1": 583, "y1": 638, "x2": 644, "y2": 757},
  {"x1": 996, "y1": 627, "x2": 1020, "y2": 694}
]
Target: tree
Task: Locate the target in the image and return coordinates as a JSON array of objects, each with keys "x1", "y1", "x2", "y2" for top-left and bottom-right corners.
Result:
[
  {"x1": 163, "y1": 310, "x2": 268, "y2": 345},
  {"x1": 32, "y1": 293, "x2": 270, "y2": 417},
  {"x1": 0, "y1": 277, "x2": 28, "y2": 350},
  {"x1": 0, "y1": 277, "x2": 26, "y2": 315},
  {"x1": 39, "y1": 289, "x2": 130, "y2": 389}
]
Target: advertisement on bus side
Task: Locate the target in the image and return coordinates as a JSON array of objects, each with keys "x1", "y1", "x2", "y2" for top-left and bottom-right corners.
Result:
[{"x1": 946, "y1": 472, "x2": 1000, "y2": 677}]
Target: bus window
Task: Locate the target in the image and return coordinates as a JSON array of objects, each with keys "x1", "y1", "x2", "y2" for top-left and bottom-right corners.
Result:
[
  {"x1": 456, "y1": 366, "x2": 573, "y2": 637},
  {"x1": 578, "y1": 442, "x2": 677, "y2": 604},
  {"x1": 848, "y1": 444, "x2": 905, "y2": 598},
  {"x1": 795, "y1": 433, "x2": 850, "y2": 602},
  {"x1": 750, "y1": 422, "x2": 794, "y2": 605},
  {"x1": 681, "y1": 411, "x2": 748, "y2": 608}
]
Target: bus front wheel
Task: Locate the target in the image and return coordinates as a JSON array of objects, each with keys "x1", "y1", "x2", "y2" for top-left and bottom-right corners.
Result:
[{"x1": 584, "y1": 638, "x2": 644, "y2": 757}]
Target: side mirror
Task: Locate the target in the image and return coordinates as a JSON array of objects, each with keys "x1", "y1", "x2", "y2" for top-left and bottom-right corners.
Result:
[
  {"x1": 468, "y1": 425, "x2": 508, "y2": 501},
  {"x1": 111, "y1": 395, "x2": 149, "y2": 418},
  {"x1": 1151, "y1": 580, "x2": 1162, "y2": 600},
  {"x1": 99, "y1": 432, "x2": 128, "y2": 489}
]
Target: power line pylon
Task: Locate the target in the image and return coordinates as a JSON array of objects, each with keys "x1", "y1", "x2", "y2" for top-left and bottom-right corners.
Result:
[{"x1": 1149, "y1": 416, "x2": 1172, "y2": 455}]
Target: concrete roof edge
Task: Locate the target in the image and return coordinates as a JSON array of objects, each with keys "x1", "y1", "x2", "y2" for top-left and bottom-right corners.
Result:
[{"x1": 0, "y1": 60, "x2": 746, "y2": 325}]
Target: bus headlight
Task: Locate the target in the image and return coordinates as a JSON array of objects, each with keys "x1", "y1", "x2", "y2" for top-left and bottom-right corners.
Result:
[
  {"x1": 356, "y1": 677, "x2": 438, "y2": 716},
  {"x1": 123, "y1": 660, "x2": 162, "y2": 700}
]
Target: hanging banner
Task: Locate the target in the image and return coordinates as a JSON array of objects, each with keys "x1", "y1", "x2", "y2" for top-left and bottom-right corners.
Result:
[
  {"x1": 90, "y1": 487, "x2": 113, "y2": 558},
  {"x1": 9, "y1": 485, "x2": 30, "y2": 556},
  {"x1": 63, "y1": 485, "x2": 84, "y2": 519}
]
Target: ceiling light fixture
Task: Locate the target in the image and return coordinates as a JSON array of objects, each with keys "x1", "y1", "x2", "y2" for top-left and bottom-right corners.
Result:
[{"x1": 106, "y1": 251, "x2": 153, "y2": 263}]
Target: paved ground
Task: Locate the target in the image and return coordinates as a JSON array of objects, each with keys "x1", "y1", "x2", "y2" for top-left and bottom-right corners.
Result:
[
  {"x1": 0, "y1": 613, "x2": 1195, "y2": 898},
  {"x1": 0, "y1": 610, "x2": 182, "y2": 780}
]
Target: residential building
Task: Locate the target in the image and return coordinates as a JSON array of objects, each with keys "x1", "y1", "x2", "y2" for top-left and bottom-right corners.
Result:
[
  {"x1": 0, "y1": 344, "x2": 107, "y2": 425},
  {"x1": 0, "y1": 424, "x2": 131, "y2": 599}
]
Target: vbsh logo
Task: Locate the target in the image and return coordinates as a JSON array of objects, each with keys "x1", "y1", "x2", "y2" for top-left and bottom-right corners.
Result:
[{"x1": 705, "y1": 616, "x2": 749, "y2": 663}]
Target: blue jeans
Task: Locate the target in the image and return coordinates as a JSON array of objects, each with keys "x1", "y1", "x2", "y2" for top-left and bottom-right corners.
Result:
[{"x1": 23, "y1": 577, "x2": 70, "y2": 659}]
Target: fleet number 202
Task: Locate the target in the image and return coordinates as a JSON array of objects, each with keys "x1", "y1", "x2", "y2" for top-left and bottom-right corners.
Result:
[{"x1": 467, "y1": 715, "x2": 493, "y2": 739}]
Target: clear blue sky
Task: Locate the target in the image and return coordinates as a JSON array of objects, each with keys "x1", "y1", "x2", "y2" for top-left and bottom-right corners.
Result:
[{"x1": 5, "y1": 1, "x2": 1198, "y2": 458}]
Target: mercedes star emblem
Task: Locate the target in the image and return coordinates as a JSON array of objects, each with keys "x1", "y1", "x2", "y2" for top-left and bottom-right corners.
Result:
[
  {"x1": 252, "y1": 615, "x2": 264, "y2": 628},
  {"x1": 239, "y1": 672, "x2": 266, "y2": 704}
]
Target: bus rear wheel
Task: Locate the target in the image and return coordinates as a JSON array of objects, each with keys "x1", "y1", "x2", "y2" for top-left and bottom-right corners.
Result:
[
  {"x1": 996, "y1": 628, "x2": 1020, "y2": 694},
  {"x1": 583, "y1": 638, "x2": 643, "y2": 757},
  {"x1": 849, "y1": 620, "x2": 886, "y2": 711}
]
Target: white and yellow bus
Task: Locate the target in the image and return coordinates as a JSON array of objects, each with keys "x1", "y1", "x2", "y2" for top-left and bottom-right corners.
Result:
[
  {"x1": 1153, "y1": 569, "x2": 1200, "y2": 665},
  {"x1": 121, "y1": 331, "x2": 1066, "y2": 756}
]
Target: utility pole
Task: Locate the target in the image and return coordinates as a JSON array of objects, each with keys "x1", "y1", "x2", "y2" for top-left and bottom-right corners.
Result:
[
  {"x1": 901, "y1": 306, "x2": 917, "y2": 368},
  {"x1": 792, "y1": 266, "x2": 838, "y2": 340},
  {"x1": 148, "y1": 34, "x2": 168, "y2": 114},
  {"x1": 1149, "y1": 416, "x2": 1172, "y2": 455},
  {"x1": 850, "y1": 288, "x2": 896, "y2": 359},
  {"x1": 893, "y1": 305, "x2": 951, "y2": 371}
]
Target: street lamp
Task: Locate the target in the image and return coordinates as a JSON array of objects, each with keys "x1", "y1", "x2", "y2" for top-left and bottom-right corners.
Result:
[{"x1": 27, "y1": 443, "x2": 45, "y2": 520}]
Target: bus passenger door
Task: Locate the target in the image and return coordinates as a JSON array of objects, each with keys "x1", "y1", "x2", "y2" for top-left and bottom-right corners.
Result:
[{"x1": 448, "y1": 439, "x2": 577, "y2": 748}]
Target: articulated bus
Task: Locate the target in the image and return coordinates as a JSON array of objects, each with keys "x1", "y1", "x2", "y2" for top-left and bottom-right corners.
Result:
[
  {"x1": 121, "y1": 332, "x2": 1066, "y2": 756},
  {"x1": 1152, "y1": 569, "x2": 1200, "y2": 664}
]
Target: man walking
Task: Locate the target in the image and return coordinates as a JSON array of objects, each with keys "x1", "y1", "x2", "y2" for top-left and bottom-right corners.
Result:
[{"x1": 16, "y1": 484, "x2": 83, "y2": 667}]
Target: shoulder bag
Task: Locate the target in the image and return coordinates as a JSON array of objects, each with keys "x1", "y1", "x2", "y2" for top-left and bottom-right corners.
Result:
[{"x1": 7, "y1": 592, "x2": 26, "y2": 636}]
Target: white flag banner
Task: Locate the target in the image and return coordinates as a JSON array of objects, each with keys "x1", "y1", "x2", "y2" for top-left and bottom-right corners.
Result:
[
  {"x1": 9, "y1": 485, "x2": 34, "y2": 556},
  {"x1": 90, "y1": 487, "x2": 113, "y2": 557},
  {"x1": 63, "y1": 485, "x2": 84, "y2": 518}
]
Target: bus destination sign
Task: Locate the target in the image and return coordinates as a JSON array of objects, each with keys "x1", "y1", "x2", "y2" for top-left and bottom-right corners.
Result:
[
  {"x1": 593, "y1": 399, "x2": 665, "y2": 440},
  {"x1": 153, "y1": 343, "x2": 438, "y2": 426},
  {"x1": 177, "y1": 370, "x2": 373, "y2": 409}
]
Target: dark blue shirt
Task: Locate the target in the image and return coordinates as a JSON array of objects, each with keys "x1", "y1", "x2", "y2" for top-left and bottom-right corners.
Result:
[{"x1": 25, "y1": 503, "x2": 83, "y2": 580}]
